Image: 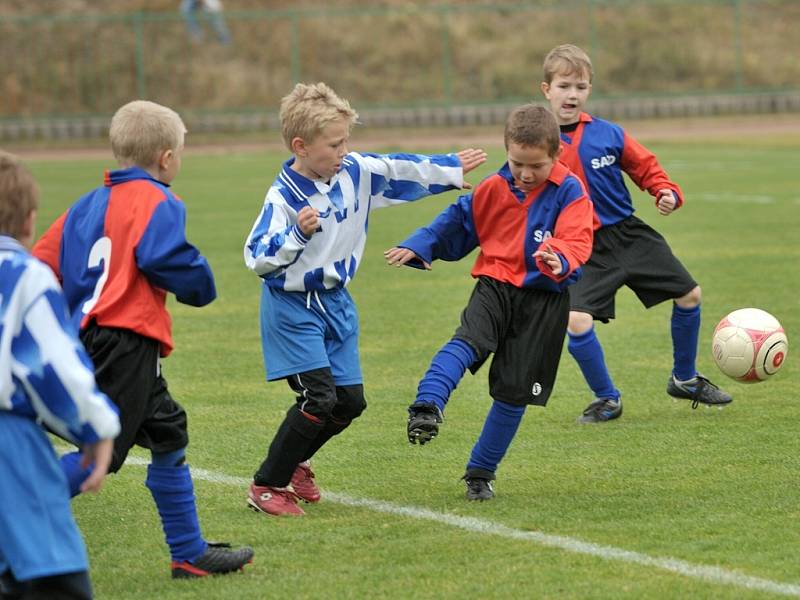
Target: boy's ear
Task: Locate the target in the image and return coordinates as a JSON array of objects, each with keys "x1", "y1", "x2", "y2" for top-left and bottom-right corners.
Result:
[
  {"x1": 290, "y1": 137, "x2": 307, "y2": 157},
  {"x1": 158, "y1": 148, "x2": 174, "y2": 170},
  {"x1": 20, "y1": 209, "x2": 37, "y2": 248},
  {"x1": 540, "y1": 81, "x2": 550, "y2": 98}
]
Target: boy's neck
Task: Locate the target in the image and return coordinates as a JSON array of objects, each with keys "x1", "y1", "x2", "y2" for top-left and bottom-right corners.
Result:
[
  {"x1": 119, "y1": 162, "x2": 160, "y2": 181},
  {"x1": 291, "y1": 157, "x2": 330, "y2": 184},
  {"x1": 560, "y1": 120, "x2": 580, "y2": 133}
]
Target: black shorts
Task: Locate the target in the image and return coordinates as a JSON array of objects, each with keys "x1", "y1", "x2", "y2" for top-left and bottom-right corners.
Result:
[
  {"x1": 80, "y1": 323, "x2": 189, "y2": 472},
  {"x1": 569, "y1": 215, "x2": 697, "y2": 322},
  {"x1": 453, "y1": 277, "x2": 569, "y2": 407}
]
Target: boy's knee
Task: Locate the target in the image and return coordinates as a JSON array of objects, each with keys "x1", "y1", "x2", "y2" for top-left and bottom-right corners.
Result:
[
  {"x1": 676, "y1": 285, "x2": 701, "y2": 308},
  {"x1": 333, "y1": 384, "x2": 366, "y2": 421},
  {"x1": 286, "y1": 404, "x2": 325, "y2": 439},
  {"x1": 568, "y1": 310, "x2": 593, "y2": 335}
]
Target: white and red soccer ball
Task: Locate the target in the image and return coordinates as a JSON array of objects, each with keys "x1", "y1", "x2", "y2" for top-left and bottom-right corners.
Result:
[{"x1": 712, "y1": 308, "x2": 788, "y2": 383}]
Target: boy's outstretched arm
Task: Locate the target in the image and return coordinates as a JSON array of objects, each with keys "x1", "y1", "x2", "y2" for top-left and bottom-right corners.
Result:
[
  {"x1": 384, "y1": 194, "x2": 478, "y2": 270},
  {"x1": 384, "y1": 247, "x2": 431, "y2": 270}
]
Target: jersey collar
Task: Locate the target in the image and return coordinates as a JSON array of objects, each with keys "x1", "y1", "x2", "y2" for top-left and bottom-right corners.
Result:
[
  {"x1": 104, "y1": 166, "x2": 165, "y2": 187},
  {"x1": 0, "y1": 234, "x2": 26, "y2": 253},
  {"x1": 279, "y1": 158, "x2": 323, "y2": 202}
]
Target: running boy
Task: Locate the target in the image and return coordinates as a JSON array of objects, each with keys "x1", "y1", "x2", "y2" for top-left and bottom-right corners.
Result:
[
  {"x1": 244, "y1": 82, "x2": 486, "y2": 516},
  {"x1": 1, "y1": 151, "x2": 120, "y2": 599},
  {"x1": 33, "y1": 101, "x2": 254, "y2": 578},
  {"x1": 539, "y1": 44, "x2": 731, "y2": 423},
  {"x1": 385, "y1": 105, "x2": 594, "y2": 500}
]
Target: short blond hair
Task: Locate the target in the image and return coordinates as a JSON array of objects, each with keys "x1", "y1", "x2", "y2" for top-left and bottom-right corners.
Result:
[
  {"x1": 109, "y1": 100, "x2": 186, "y2": 168},
  {"x1": 0, "y1": 151, "x2": 39, "y2": 239},
  {"x1": 279, "y1": 82, "x2": 359, "y2": 150},
  {"x1": 504, "y1": 104, "x2": 560, "y2": 158},
  {"x1": 543, "y1": 44, "x2": 594, "y2": 84}
]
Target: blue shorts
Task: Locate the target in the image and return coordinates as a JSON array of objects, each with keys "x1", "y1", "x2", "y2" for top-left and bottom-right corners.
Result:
[
  {"x1": 259, "y1": 284, "x2": 362, "y2": 385},
  {"x1": 0, "y1": 413, "x2": 88, "y2": 581}
]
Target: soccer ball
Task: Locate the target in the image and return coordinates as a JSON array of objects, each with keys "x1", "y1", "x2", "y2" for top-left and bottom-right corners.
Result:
[{"x1": 711, "y1": 308, "x2": 788, "y2": 383}]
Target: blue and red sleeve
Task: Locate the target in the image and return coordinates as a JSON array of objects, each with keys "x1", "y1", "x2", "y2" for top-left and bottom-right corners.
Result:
[
  {"x1": 398, "y1": 193, "x2": 478, "y2": 268},
  {"x1": 31, "y1": 211, "x2": 67, "y2": 282},
  {"x1": 620, "y1": 132, "x2": 684, "y2": 208},
  {"x1": 136, "y1": 197, "x2": 216, "y2": 307}
]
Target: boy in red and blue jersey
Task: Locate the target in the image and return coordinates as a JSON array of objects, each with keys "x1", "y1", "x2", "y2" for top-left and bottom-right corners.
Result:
[
  {"x1": 385, "y1": 105, "x2": 593, "y2": 500},
  {"x1": 33, "y1": 101, "x2": 253, "y2": 578},
  {"x1": 540, "y1": 44, "x2": 731, "y2": 423}
]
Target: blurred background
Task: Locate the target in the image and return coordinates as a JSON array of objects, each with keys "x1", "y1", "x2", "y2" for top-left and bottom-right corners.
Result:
[{"x1": 2, "y1": 0, "x2": 799, "y2": 142}]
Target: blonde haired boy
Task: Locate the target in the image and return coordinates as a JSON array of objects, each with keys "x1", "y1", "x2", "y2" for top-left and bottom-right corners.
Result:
[
  {"x1": 33, "y1": 100, "x2": 254, "y2": 578},
  {"x1": 540, "y1": 44, "x2": 731, "y2": 423},
  {"x1": 384, "y1": 104, "x2": 594, "y2": 500},
  {"x1": 1, "y1": 151, "x2": 119, "y2": 599},
  {"x1": 244, "y1": 82, "x2": 487, "y2": 516}
]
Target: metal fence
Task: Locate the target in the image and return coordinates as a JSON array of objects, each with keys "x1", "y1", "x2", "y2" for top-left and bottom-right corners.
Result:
[{"x1": 1, "y1": 0, "x2": 799, "y2": 140}]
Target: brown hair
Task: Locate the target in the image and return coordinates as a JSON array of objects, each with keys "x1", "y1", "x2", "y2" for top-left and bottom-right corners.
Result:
[
  {"x1": 542, "y1": 44, "x2": 594, "y2": 84},
  {"x1": 504, "y1": 104, "x2": 560, "y2": 157},
  {"x1": 0, "y1": 151, "x2": 39, "y2": 239},
  {"x1": 280, "y1": 82, "x2": 359, "y2": 150},
  {"x1": 109, "y1": 100, "x2": 186, "y2": 168}
]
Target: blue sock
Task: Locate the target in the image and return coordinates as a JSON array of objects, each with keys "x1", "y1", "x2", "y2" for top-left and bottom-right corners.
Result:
[
  {"x1": 568, "y1": 328, "x2": 620, "y2": 401},
  {"x1": 146, "y1": 450, "x2": 207, "y2": 563},
  {"x1": 671, "y1": 303, "x2": 701, "y2": 381},
  {"x1": 60, "y1": 451, "x2": 94, "y2": 498},
  {"x1": 416, "y1": 338, "x2": 476, "y2": 413},
  {"x1": 466, "y1": 400, "x2": 526, "y2": 474}
]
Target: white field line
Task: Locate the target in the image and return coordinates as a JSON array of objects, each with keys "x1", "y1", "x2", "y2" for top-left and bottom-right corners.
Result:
[{"x1": 118, "y1": 455, "x2": 800, "y2": 597}]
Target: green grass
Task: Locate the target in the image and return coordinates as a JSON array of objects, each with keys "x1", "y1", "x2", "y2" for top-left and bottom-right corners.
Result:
[{"x1": 26, "y1": 130, "x2": 800, "y2": 599}]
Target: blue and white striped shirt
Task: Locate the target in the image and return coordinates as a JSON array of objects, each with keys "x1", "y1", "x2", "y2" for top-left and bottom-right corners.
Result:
[
  {"x1": 0, "y1": 235, "x2": 119, "y2": 445},
  {"x1": 244, "y1": 151, "x2": 464, "y2": 291}
]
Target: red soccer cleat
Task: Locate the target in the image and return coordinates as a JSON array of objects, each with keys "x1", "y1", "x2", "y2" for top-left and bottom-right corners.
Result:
[
  {"x1": 247, "y1": 482, "x2": 305, "y2": 516},
  {"x1": 290, "y1": 461, "x2": 321, "y2": 503}
]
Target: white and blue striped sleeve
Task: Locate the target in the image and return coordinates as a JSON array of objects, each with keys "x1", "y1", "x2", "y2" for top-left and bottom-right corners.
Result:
[
  {"x1": 13, "y1": 261, "x2": 120, "y2": 445},
  {"x1": 357, "y1": 152, "x2": 464, "y2": 209},
  {"x1": 243, "y1": 188, "x2": 310, "y2": 278}
]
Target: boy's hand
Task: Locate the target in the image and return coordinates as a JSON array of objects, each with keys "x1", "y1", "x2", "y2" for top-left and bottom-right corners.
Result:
[
  {"x1": 656, "y1": 189, "x2": 677, "y2": 216},
  {"x1": 297, "y1": 206, "x2": 320, "y2": 236},
  {"x1": 533, "y1": 244, "x2": 563, "y2": 275},
  {"x1": 384, "y1": 247, "x2": 431, "y2": 270},
  {"x1": 79, "y1": 438, "x2": 114, "y2": 494},
  {"x1": 455, "y1": 148, "x2": 488, "y2": 189}
]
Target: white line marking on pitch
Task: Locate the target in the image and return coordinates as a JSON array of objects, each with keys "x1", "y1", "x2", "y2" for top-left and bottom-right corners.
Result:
[{"x1": 119, "y1": 456, "x2": 799, "y2": 597}]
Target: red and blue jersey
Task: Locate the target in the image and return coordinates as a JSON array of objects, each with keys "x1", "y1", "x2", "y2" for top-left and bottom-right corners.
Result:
[
  {"x1": 398, "y1": 161, "x2": 594, "y2": 292},
  {"x1": 33, "y1": 167, "x2": 215, "y2": 356},
  {"x1": 559, "y1": 112, "x2": 683, "y2": 229}
]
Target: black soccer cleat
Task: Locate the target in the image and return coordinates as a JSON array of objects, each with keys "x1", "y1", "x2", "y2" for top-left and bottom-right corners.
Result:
[
  {"x1": 464, "y1": 477, "x2": 495, "y2": 501},
  {"x1": 407, "y1": 402, "x2": 443, "y2": 445},
  {"x1": 667, "y1": 374, "x2": 732, "y2": 409},
  {"x1": 577, "y1": 397, "x2": 622, "y2": 423},
  {"x1": 171, "y1": 542, "x2": 254, "y2": 579}
]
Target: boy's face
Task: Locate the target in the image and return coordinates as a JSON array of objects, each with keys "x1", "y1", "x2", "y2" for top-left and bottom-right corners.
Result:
[
  {"x1": 293, "y1": 118, "x2": 350, "y2": 182},
  {"x1": 540, "y1": 70, "x2": 592, "y2": 126},
  {"x1": 506, "y1": 142, "x2": 556, "y2": 194}
]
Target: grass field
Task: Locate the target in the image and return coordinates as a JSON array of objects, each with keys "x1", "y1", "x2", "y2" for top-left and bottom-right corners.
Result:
[{"x1": 24, "y1": 125, "x2": 800, "y2": 599}]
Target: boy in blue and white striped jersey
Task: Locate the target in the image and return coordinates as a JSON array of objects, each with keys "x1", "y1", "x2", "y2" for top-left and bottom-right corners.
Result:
[
  {"x1": 0, "y1": 151, "x2": 120, "y2": 600},
  {"x1": 244, "y1": 82, "x2": 486, "y2": 516}
]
